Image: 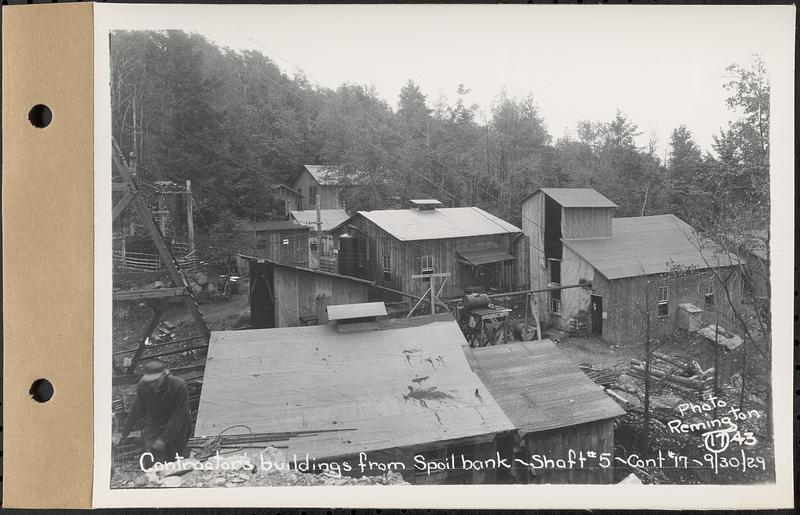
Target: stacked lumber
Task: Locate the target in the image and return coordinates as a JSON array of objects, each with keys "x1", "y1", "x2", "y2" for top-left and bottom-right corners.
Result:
[{"x1": 628, "y1": 352, "x2": 715, "y2": 400}]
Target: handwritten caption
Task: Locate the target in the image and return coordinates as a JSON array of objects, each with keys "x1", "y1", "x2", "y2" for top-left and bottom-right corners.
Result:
[{"x1": 140, "y1": 396, "x2": 768, "y2": 478}]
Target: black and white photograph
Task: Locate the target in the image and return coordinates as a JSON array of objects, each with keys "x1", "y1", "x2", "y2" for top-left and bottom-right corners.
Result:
[{"x1": 94, "y1": 3, "x2": 793, "y2": 508}]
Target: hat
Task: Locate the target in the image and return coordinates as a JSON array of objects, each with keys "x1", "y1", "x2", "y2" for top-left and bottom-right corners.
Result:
[{"x1": 140, "y1": 361, "x2": 168, "y2": 383}]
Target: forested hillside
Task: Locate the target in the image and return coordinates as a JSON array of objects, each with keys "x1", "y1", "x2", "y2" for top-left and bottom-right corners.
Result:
[{"x1": 111, "y1": 30, "x2": 769, "y2": 236}]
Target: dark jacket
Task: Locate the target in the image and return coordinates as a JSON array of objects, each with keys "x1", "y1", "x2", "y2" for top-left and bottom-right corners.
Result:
[{"x1": 123, "y1": 374, "x2": 192, "y2": 461}]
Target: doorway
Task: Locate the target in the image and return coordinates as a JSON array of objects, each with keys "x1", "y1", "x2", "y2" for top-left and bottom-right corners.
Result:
[{"x1": 590, "y1": 294, "x2": 603, "y2": 336}]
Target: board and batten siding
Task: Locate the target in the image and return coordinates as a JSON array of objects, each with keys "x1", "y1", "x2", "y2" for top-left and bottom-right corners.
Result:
[
  {"x1": 523, "y1": 418, "x2": 616, "y2": 484},
  {"x1": 521, "y1": 192, "x2": 548, "y2": 320},
  {"x1": 291, "y1": 168, "x2": 345, "y2": 210},
  {"x1": 355, "y1": 214, "x2": 522, "y2": 299},
  {"x1": 592, "y1": 267, "x2": 742, "y2": 345},
  {"x1": 270, "y1": 265, "x2": 371, "y2": 327},
  {"x1": 561, "y1": 207, "x2": 613, "y2": 239},
  {"x1": 554, "y1": 245, "x2": 595, "y2": 331}
]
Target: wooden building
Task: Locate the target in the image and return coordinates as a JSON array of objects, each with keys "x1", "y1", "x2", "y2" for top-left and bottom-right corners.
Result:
[
  {"x1": 521, "y1": 188, "x2": 741, "y2": 345},
  {"x1": 465, "y1": 339, "x2": 625, "y2": 484},
  {"x1": 289, "y1": 209, "x2": 351, "y2": 272},
  {"x1": 241, "y1": 254, "x2": 374, "y2": 328},
  {"x1": 269, "y1": 183, "x2": 303, "y2": 215},
  {"x1": 238, "y1": 220, "x2": 310, "y2": 268},
  {"x1": 290, "y1": 164, "x2": 351, "y2": 211},
  {"x1": 194, "y1": 313, "x2": 515, "y2": 484},
  {"x1": 349, "y1": 199, "x2": 526, "y2": 300}
]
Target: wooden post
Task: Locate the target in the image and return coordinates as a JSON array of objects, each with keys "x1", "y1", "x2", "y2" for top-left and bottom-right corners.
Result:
[
  {"x1": 315, "y1": 194, "x2": 322, "y2": 269},
  {"x1": 112, "y1": 140, "x2": 210, "y2": 340},
  {"x1": 186, "y1": 180, "x2": 195, "y2": 253}
]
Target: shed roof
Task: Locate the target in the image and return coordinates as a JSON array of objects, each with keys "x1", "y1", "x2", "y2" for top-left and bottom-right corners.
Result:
[
  {"x1": 290, "y1": 209, "x2": 351, "y2": 232},
  {"x1": 526, "y1": 188, "x2": 618, "y2": 208},
  {"x1": 357, "y1": 207, "x2": 521, "y2": 241},
  {"x1": 465, "y1": 340, "x2": 625, "y2": 434},
  {"x1": 246, "y1": 220, "x2": 310, "y2": 232},
  {"x1": 562, "y1": 214, "x2": 739, "y2": 280},
  {"x1": 194, "y1": 321, "x2": 515, "y2": 459}
]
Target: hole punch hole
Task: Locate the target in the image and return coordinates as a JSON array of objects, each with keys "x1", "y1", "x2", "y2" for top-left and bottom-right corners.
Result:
[
  {"x1": 28, "y1": 104, "x2": 52, "y2": 128},
  {"x1": 29, "y1": 378, "x2": 54, "y2": 403}
]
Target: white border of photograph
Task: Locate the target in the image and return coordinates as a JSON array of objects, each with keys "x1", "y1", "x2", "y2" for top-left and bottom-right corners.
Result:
[{"x1": 93, "y1": 4, "x2": 795, "y2": 508}]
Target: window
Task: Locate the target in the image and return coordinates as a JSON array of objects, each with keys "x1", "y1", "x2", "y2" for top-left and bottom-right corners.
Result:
[
  {"x1": 382, "y1": 239, "x2": 391, "y2": 281},
  {"x1": 657, "y1": 286, "x2": 669, "y2": 317},
  {"x1": 282, "y1": 238, "x2": 290, "y2": 245},
  {"x1": 257, "y1": 238, "x2": 267, "y2": 251},
  {"x1": 382, "y1": 255, "x2": 391, "y2": 280},
  {"x1": 309, "y1": 186, "x2": 317, "y2": 203},
  {"x1": 550, "y1": 297, "x2": 562, "y2": 315},
  {"x1": 550, "y1": 288, "x2": 562, "y2": 315},
  {"x1": 420, "y1": 255, "x2": 434, "y2": 274},
  {"x1": 704, "y1": 281, "x2": 716, "y2": 308}
]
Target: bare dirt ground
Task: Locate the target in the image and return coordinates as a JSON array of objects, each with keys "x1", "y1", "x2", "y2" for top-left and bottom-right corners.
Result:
[{"x1": 112, "y1": 277, "x2": 251, "y2": 355}]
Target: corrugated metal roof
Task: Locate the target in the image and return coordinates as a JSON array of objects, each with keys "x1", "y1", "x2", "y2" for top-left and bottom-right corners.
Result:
[
  {"x1": 194, "y1": 321, "x2": 515, "y2": 459},
  {"x1": 530, "y1": 188, "x2": 618, "y2": 208},
  {"x1": 457, "y1": 247, "x2": 516, "y2": 266},
  {"x1": 357, "y1": 207, "x2": 521, "y2": 241},
  {"x1": 290, "y1": 209, "x2": 351, "y2": 232},
  {"x1": 246, "y1": 220, "x2": 310, "y2": 232},
  {"x1": 304, "y1": 164, "x2": 343, "y2": 186},
  {"x1": 465, "y1": 340, "x2": 625, "y2": 434},
  {"x1": 562, "y1": 214, "x2": 739, "y2": 280},
  {"x1": 327, "y1": 302, "x2": 387, "y2": 321}
]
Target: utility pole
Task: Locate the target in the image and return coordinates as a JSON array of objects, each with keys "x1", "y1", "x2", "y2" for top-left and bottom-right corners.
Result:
[
  {"x1": 186, "y1": 180, "x2": 195, "y2": 253},
  {"x1": 315, "y1": 194, "x2": 322, "y2": 269}
]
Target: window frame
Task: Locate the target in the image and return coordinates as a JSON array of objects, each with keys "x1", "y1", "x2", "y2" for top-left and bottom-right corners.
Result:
[
  {"x1": 656, "y1": 286, "x2": 670, "y2": 317},
  {"x1": 309, "y1": 185, "x2": 318, "y2": 204},
  {"x1": 420, "y1": 254, "x2": 435, "y2": 274}
]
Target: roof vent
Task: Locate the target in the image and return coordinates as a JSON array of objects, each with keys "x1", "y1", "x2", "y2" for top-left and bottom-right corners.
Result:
[
  {"x1": 409, "y1": 199, "x2": 442, "y2": 211},
  {"x1": 326, "y1": 302, "x2": 388, "y2": 332}
]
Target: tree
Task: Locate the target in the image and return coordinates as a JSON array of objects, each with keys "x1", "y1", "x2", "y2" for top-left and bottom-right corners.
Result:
[{"x1": 667, "y1": 125, "x2": 705, "y2": 219}]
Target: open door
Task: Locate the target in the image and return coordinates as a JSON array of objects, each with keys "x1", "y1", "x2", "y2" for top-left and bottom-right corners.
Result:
[{"x1": 590, "y1": 294, "x2": 603, "y2": 336}]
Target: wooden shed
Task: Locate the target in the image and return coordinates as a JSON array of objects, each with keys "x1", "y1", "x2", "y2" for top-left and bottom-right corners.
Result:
[
  {"x1": 238, "y1": 220, "x2": 310, "y2": 268},
  {"x1": 193, "y1": 317, "x2": 515, "y2": 484},
  {"x1": 242, "y1": 254, "x2": 375, "y2": 329},
  {"x1": 350, "y1": 199, "x2": 526, "y2": 300},
  {"x1": 465, "y1": 340, "x2": 625, "y2": 484}
]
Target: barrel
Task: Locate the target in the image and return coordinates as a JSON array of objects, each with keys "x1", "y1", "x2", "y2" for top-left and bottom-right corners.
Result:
[{"x1": 462, "y1": 293, "x2": 490, "y2": 310}]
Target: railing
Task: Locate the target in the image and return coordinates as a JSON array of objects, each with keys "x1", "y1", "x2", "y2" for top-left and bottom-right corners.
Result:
[
  {"x1": 113, "y1": 242, "x2": 199, "y2": 275},
  {"x1": 113, "y1": 250, "x2": 161, "y2": 272}
]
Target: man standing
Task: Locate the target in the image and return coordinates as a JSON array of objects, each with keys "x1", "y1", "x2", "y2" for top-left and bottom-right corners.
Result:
[{"x1": 117, "y1": 361, "x2": 192, "y2": 464}]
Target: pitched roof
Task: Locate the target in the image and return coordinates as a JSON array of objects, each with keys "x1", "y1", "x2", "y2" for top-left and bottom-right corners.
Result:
[
  {"x1": 303, "y1": 164, "x2": 344, "y2": 186},
  {"x1": 527, "y1": 188, "x2": 618, "y2": 208},
  {"x1": 562, "y1": 214, "x2": 739, "y2": 280},
  {"x1": 290, "y1": 209, "x2": 351, "y2": 232},
  {"x1": 357, "y1": 207, "x2": 521, "y2": 241},
  {"x1": 465, "y1": 340, "x2": 625, "y2": 434},
  {"x1": 245, "y1": 220, "x2": 310, "y2": 232},
  {"x1": 194, "y1": 321, "x2": 515, "y2": 459}
]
